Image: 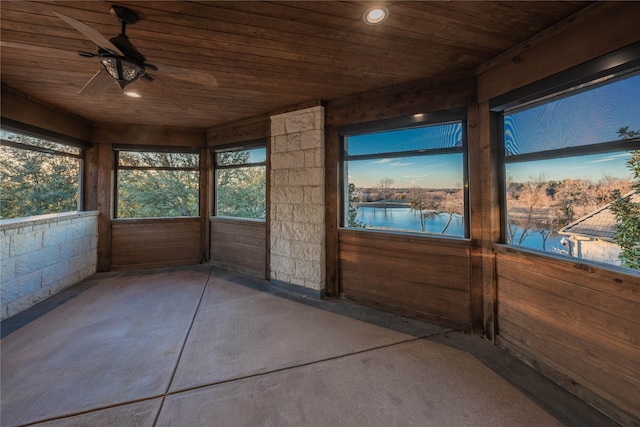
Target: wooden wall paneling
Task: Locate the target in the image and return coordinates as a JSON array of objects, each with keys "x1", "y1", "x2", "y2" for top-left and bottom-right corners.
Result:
[
  {"x1": 210, "y1": 218, "x2": 266, "y2": 278},
  {"x1": 1, "y1": 84, "x2": 92, "y2": 141},
  {"x1": 92, "y1": 123, "x2": 206, "y2": 147},
  {"x1": 339, "y1": 230, "x2": 472, "y2": 330},
  {"x1": 477, "y1": 2, "x2": 640, "y2": 102},
  {"x1": 95, "y1": 142, "x2": 113, "y2": 271},
  {"x1": 494, "y1": 246, "x2": 640, "y2": 426},
  {"x1": 83, "y1": 144, "x2": 99, "y2": 211},
  {"x1": 324, "y1": 124, "x2": 340, "y2": 297},
  {"x1": 199, "y1": 147, "x2": 210, "y2": 263},
  {"x1": 326, "y1": 72, "x2": 476, "y2": 127},
  {"x1": 111, "y1": 218, "x2": 201, "y2": 270},
  {"x1": 207, "y1": 115, "x2": 270, "y2": 147},
  {"x1": 466, "y1": 100, "x2": 484, "y2": 334}
]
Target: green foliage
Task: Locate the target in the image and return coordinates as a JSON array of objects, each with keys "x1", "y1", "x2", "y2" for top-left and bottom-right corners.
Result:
[
  {"x1": 117, "y1": 152, "x2": 199, "y2": 218},
  {"x1": 0, "y1": 145, "x2": 78, "y2": 219},
  {"x1": 216, "y1": 165, "x2": 266, "y2": 219},
  {"x1": 611, "y1": 149, "x2": 640, "y2": 270},
  {"x1": 347, "y1": 183, "x2": 365, "y2": 228}
]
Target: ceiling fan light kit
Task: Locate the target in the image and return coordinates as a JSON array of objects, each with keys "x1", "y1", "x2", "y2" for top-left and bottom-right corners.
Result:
[{"x1": 0, "y1": 5, "x2": 219, "y2": 101}]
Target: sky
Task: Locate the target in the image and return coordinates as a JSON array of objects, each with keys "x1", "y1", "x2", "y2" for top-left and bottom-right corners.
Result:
[{"x1": 347, "y1": 72, "x2": 639, "y2": 188}]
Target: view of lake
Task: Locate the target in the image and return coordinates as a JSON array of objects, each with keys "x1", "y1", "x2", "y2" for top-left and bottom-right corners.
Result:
[{"x1": 355, "y1": 206, "x2": 565, "y2": 252}]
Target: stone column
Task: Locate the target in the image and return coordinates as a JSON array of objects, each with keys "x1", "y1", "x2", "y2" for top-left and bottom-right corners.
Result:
[{"x1": 270, "y1": 106, "x2": 325, "y2": 295}]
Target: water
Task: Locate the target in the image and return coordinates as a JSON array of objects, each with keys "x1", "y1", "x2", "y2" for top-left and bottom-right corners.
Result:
[{"x1": 355, "y1": 206, "x2": 564, "y2": 252}]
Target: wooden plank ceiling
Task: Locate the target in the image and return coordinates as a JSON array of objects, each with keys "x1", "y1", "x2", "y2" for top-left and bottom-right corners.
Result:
[{"x1": 0, "y1": 1, "x2": 590, "y2": 129}]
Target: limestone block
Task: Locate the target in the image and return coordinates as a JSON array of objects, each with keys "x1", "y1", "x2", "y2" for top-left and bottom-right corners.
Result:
[
  {"x1": 42, "y1": 260, "x2": 70, "y2": 288},
  {"x1": 271, "y1": 150, "x2": 305, "y2": 170},
  {"x1": 0, "y1": 278, "x2": 17, "y2": 304},
  {"x1": 290, "y1": 241, "x2": 323, "y2": 261},
  {"x1": 1, "y1": 304, "x2": 7, "y2": 321},
  {"x1": 287, "y1": 132, "x2": 301, "y2": 151},
  {"x1": 271, "y1": 270, "x2": 291, "y2": 283},
  {"x1": 40, "y1": 245, "x2": 60, "y2": 268},
  {"x1": 272, "y1": 204, "x2": 293, "y2": 221},
  {"x1": 60, "y1": 239, "x2": 75, "y2": 259},
  {"x1": 42, "y1": 225, "x2": 66, "y2": 248},
  {"x1": 16, "y1": 270, "x2": 43, "y2": 300},
  {"x1": 1, "y1": 256, "x2": 14, "y2": 283},
  {"x1": 292, "y1": 205, "x2": 324, "y2": 225},
  {"x1": 300, "y1": 130, "x2": 322, "y2": 150},
  {"x1": 271, "y1": 169, "x2": 289, "y2": 186},
  {"x1": 270, "y1": 221, "x2": 293, "y2": 241},
  {"x1": 10, "y1": 231, "x2": 43, "y2": 256},
  {"x1": 304, "y1": 186, "x2": 324, "y2": 205},
  {"x1": 271, "y1": 187, "x2": 303, "y2": 205},
  {"x1": 271, "y1": 135, "x2": 288, "y2": 153},
  {"x1": 270, "y1": 254, "x2": 295, "y2": 275},
  {"x1": 272, "y1": 239, "x2": 292, "y2": 257},
  {"x1": 15, "y1": 250, "x2": 43, "y2": 277},
  {"x1": 6, "y1": 285, "x2": 49, "y2": 318},
  {"x1": 271, "y1": 116, "x2": 286, "y2": 136},
  {"x1": 304, "y1": 148, "x2": 324, "y2": 168},
  {"x1": 291, "y1": 223, "x2": 323, "y2": 242},
  {"x1": 1, "y1": 234, "x2": 10, "y2": 259},
  {"x1": 286, "y1": 112, "x2": 316, "y2": 134},
  {"x1": 295, "y1": 258, "x2": 322, "y2": 282}
]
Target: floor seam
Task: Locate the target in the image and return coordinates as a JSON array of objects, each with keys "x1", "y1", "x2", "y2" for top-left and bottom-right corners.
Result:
[
  {"x1": 163, "y1": 336, "x2": 425, "y2": 398},
  {"x1": 151, "y1": 265, "x2": 214, "y2": 427}
]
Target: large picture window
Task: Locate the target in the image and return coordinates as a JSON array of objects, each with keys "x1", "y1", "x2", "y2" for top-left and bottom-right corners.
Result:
[
  {"x1": 214, "y1": 146, "x2": 266, "y2": 219},
  {"x1": 1, "y1": 129, "x2": 83, "y2": 219},
  {"x1": 115, "y1": 148, "x2": 200, "y2": 218},
  {"x1": 341, "y1": 111, "x2": 467, "y2": 238},
  {"x1": 501, "y1": 71, "x2": 640, "y2": 269}
]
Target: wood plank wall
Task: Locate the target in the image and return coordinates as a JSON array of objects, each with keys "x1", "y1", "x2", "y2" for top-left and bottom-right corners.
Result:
[
  {"x1": 340, "y1": 230, "x2": 471, "y2": 329},
  {"x1": 495, "y1": 246, "x2": 640, "y2": 426},
  {"x1": 111, "y1": 218, "x2": 202, "y2": 270},
  {"x1": 326, "y1": 75, "x2": 477, "y2": 330},
  {"x1": 210, "y1": 217, "x2": 267, "y2": 279}
]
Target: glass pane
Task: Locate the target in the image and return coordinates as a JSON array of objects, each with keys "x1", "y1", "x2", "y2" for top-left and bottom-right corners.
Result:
[
  {"x1": 346, "y1": 122, "x2": 463, "y2": 156},
  {"x1": 216, "y1": 165, "x2": 266, "y2": 219},
  {"x1": 505, "y1": 73, "x2": 640, "y2": 156},
  {"x1": 117, "y1": 169, "x2": 199, "y2": 218},
  {"x1": 504, "y1": 149, "x2": 635, "y2": 267},
  {"x1": 346, "y1": 153, "x2": 465, "y2": 237},
  {"x1": 216, "y1": 147, "x2": 266, "y2": 166},
  {"x1": 1, "y1": 145, "x2": 79, "y2": 219},
  {"x1": 0, "y1": 130, "x2": 81, "y2": 155},
  {"x1": 118, "y1": 151, "x2": 199, "y2": 168}
]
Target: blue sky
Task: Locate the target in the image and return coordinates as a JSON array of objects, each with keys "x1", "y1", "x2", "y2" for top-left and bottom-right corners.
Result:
[{"x1": 346, "y1": 72, "x2": 638, "y2": 188}]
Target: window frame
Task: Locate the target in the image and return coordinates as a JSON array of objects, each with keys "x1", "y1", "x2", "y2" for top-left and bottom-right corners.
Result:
[
  {"x1": 338, "y1": 108, "x2": 469, "y2": 239},
  {"x1": 492, "y1": 42, "x2": 640, "y2": 259},
  {"x1": 113, "y1": 145, "x2": 201, "y2": 219},
  {"x1": 211, "y1": 139, "x2": 267, "y2": 220},
  {"x1": 0, "y1": 119, "x2": 91, "y2": 217}
]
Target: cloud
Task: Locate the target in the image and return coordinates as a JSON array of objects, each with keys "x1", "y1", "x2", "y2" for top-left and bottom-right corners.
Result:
[
  {"x1": 390, "y1": 162, "x2": 412, "y2": 167},
  {"x1": 589, "y1": 153, "x2": 631, "y2": 163},
  {"x1": 372, "y1": 158, "x2": 393, "y2": 165}
]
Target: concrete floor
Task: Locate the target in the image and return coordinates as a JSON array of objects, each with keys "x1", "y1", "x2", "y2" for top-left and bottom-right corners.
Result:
[{"x1": 1, "y1": 265, "x2": 616, "y2": 427}]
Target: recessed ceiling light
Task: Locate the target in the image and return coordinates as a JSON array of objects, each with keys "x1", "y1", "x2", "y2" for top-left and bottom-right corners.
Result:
[
  {"x1": 124, "y1": 90, "x2": 142, "y2": 98},
  {"x1": 363, "y1": 6, "x2": 389, "y2": 25}
]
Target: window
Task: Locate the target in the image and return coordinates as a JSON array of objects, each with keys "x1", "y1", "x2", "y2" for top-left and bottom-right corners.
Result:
[
  {"x1": 115, "y1": 149, "x2": 200, "y2": 218},
  {"x1": 501, "y1": 71, "x2": 640, "y2": 269},
  {"x1": 341, "y1": 111, "x2": 468, "y2": 238},
  {"x1": 214, "y1": 146, "x2": 266, "y2": 219},
  {"x1": 1, "y1": 129, "x2": 83, "y2": 219}
]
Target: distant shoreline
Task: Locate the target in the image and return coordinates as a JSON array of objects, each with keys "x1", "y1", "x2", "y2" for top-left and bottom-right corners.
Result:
[{"x1": 356, "y1": 202, "x2": 412, "y2": 208}]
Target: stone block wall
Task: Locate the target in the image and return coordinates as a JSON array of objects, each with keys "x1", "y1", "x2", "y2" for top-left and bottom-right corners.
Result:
[
  {"x1": 270, "y1": 106, "x2": 325, "y2": 293},
  {"x1": 1, "y1": 211, "x2": 98, "y2": 320}
]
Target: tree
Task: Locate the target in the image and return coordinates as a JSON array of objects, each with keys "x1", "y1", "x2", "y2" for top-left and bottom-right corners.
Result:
[
  {"x1": 1, "y1": 144, "x2": 79, "y2": 219},
  {"x1": 347, "y1": 183, "x2": 365, "y2": 228},
  {"x1": 610, "y1": 150, "x2": 640, "y2": 269},
  {"x1": 216, "y1": 151, "x2": 266, "y2": 219}
]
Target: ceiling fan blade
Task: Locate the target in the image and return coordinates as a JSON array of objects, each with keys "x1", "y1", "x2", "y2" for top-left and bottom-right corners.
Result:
[
  {"x1": 79, "y1": 69, "x2": 114, "y2": 97},
  {"x1": 0, "y1": 40, "x2": 88, "y2": 60},
  {"x1": 142, "y1": 75, "x2": 189, "y2": 111},
  {"x1": 148, "y1": 62, "x2": 219, "y2": 89},
  {"x1": 52, "y1": 11, "x2": 124, "y2": 56}
]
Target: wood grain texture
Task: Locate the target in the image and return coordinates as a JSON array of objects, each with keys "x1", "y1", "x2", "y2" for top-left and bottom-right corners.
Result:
[
  {"x1": 495, "y1": 246, "x2": 640, "y2": 426},
  {"x1": 210, "y1": 217, "x2": 266, "y2": 279},
  {"x1": 0, "y1": 1, "x2": 588, "y2": 128},
  {"x1": 111, "y1": 218, "x2": 202, "y2": 270},
  {"x1": 92, "y1": 123, "x2": 205, "y2": 147},
  {"x1": 206, "y1": 115, "x2": 270, "y2": 148},
  {"x1": 477, "y1": 2, "x2": 640, "y2": 101},
  {"x1": 1, "y1": 84, "x2": 91, "y2": 140},
  {"x1": 339, "y1": 230, "x2": 472, "y2": 330},
  {"x1": 95, "y1": 141, "x2": 113, "y2": 271}
]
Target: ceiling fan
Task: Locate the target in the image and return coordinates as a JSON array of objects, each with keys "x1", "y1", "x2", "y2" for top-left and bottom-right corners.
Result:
[{"x1": 1, "y1": 5, "x2": 218, "y2": 101}]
